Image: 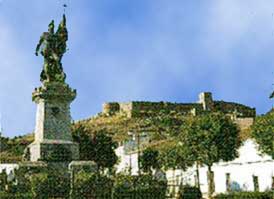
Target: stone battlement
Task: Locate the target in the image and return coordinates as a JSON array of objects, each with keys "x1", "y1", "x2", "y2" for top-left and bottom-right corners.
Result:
[{"x1": 102, "y1": 92, "x2": 256, "y2": 118}]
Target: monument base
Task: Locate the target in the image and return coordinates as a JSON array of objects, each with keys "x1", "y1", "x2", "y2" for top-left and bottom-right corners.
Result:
[{"x1": 28, "y1": 139, "x2": 79, "y2": 162}]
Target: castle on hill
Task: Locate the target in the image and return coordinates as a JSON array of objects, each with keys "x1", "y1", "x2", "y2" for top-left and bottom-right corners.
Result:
[{"x1": 103, "y1": 92, "x2": 255, "y2": 131}]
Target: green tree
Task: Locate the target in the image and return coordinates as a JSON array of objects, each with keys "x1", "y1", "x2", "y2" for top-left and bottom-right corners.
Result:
[
  {"x1": 251, "y1": 111, "x2": 274, "y2": 158},
  {"x1": 160, "y1": 143, "x2": 194, "y2": 172},
  {"x1": 30, "y1": 170, "x2": 70, "y2": 198},
  {"x1": 0, "y1": 133, "x2": 9, "y2": 152},
  {"x1": 139, "y1": 148, "x2": 160, "y2": 175},
  {"x1": 72, "y1": 171, "x2": 113, "y2": 199},
  {"x1": 92, "y1": 131, "x2": 118, "y2": 173},
  {"x1": 179, "y1": 112, "x2": 241, "y2": 198},
  {"x1": 72, "y1": 124, "x2": 118, "y2": 174},
  {"x1": 72, "y1": 123, "x2": 95, "y2": 160},
  {"x1": 160, "y1": 143, "x2": 194, "y2": 197}
]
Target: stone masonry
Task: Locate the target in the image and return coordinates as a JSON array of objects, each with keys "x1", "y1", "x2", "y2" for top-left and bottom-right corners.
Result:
[
  {"x1": 27, "y1": 82, "x2": 79, "y2": 162},
  {"x1": 102, "y1": 92, "x2": 256, "y2": 119}
]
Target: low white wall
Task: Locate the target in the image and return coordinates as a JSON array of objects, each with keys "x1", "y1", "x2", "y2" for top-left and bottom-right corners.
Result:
[{"x1": 0, "y1": 164, "x2": 18, "y2": 174}]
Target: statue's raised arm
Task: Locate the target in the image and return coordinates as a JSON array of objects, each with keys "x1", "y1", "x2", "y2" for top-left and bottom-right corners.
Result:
[{"x1": 35, "y1": 36, "x2": 43, "y2": 56}]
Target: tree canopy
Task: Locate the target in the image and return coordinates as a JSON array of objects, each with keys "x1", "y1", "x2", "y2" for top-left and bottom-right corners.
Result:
[
  {"x1": 139, "y1": 148, "x2": 160, "y2": 174},
  {"x1": 72, "y1": 124, "x2": 118, "y2": 172},
  {"x1": 251, "y1": 111, "x2": 274, "y2": 158},
  {"x1": 179, "y1": 112, "x2": 241, "y2": 167},
  {"x1": 178, "y1": 112, "x2": 241, "y2": 198}
]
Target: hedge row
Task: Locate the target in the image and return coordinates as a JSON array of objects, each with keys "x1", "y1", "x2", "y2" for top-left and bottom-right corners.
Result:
[
  {"x1": 0, "y1": 192, "x2": 32, "y2": 199},
  {"x1": 214, "y1": 191, "x2": 273, "y2": 199},
  {"x1": 72, "y1": 171, "x2": 113, "y2": 198},
  {"x1": 31, "y1": 171, "x2": 70, "y2": 198},
  {"x1": 177, "y1": 185, "x2": 202, "y2": 199},
  {"x1": 1, "y1": 171, "x2": 167, "y2": 199},
  {"x1": 113, "y1": 174, "x2": 167, "y2": 199}
]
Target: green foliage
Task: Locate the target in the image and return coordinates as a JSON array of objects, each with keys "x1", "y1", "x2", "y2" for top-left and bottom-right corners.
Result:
[
  {"x1": 30, "y1": 172, "x2": 48, "y2": 198},
  {"x1": 139, "y1": 148, "x2": 160, "y2": 174},
  {"x1": 251, "y1": 111, "x2": 274, "y2": 158},
  {"x1": 112, "y1": 174, "x2": 134, "y2": 196},
  {"x1": 0, "y1": 169, "x2": 32, "y2": 195},
  {"x1": 30, "y1": 170, "x2": 70, "y2": 198},
  {"x1": 160, "y1": 143, "x2": 194, "y2": 171},
  {"x1": 0, "y1": 134, "x2": 9, "y2": 152},
  {"x1": 72, "y1": 125, "x2": 118, "y2": 172},
  {"x1": 177, "y1": 185, "x2": 202, "y2": 199},
  {"x1": 0, "y1": 192, "x2": 32, "y2": 199},
  {"x1": 92, "y1": 131, "x2": 118, "y2": 171},
  {"x1": 179, "y1": 112, "x2": 241, "y2": 198},
  {"x1": 214, "y1": 191, "x2": 273, "y2": 199},
  {"x1": 213, "y1": 101, "x2": 256, "y2": 118},
  {"x1": 72, "y1": 171, "x2": 113, "y2": 199},
  {"x1": 0, "y1": 171, "x2": 7, "y2": 192},
  {"x1": 72, "y1": 123, "x2": 95, "y2": 160},
  {"x1": 8, "y1": 168, "x2": 31, "y2": 194},
  {"x1": 113, "y1": 174, "x2": 167, "y2": 199},
  {"x1": 179, "y1": 112, "x2": 241, "y2": 167},
  {"x1": 0, "y1": 134, "x2": 34, "y2": 163},
  {"x1": 74, "y1": 111, "x2": 186, "y2": 144},
  {"x1": 43, "y1": 144, "x2": 73, "y2": 162}
]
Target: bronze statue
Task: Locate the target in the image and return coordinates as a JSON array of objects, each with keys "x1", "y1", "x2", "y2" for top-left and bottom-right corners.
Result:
[{"x1": 35, "y1": 15, "x2": 68, "y2": 83}]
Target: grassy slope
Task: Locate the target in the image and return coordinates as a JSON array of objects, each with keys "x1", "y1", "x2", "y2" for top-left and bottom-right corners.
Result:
[{"x1": 0, "y1": 112, "x2": 252, "y2": 163}]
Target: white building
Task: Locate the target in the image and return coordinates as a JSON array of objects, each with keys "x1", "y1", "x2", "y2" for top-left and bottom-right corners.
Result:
[{"x1": 115, "y1": 139, "x2": 274, "y2": 195}]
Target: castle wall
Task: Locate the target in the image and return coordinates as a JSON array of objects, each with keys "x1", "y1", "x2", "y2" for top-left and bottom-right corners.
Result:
[
  {"x1": 102, "y1": 102, "x2": 120, "y2": 115},
  {"x1": 102, "y1": 92, "x2": 256, "y2": 119},
  {"x1": 213, "y1": 101, "x2": 256, "y2": 118}
]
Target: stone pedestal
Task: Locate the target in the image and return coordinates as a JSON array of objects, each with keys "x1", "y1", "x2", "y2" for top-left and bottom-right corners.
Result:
[{"x1": 27, "y1": 82, "x2": 79, "y2": 162}]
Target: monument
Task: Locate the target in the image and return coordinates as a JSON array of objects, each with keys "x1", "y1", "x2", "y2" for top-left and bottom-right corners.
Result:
[{"x1": 25, "y1": 15, "x2": 79, "y2": 162}]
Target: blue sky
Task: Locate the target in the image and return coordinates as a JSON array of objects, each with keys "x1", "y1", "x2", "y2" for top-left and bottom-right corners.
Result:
[{"x1": 0, "y1": 0, "x2": 273, "y2": 137}]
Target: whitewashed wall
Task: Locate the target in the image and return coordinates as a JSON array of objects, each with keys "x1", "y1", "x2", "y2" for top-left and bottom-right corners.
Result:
[
  {"x1": 189, "y1": 139, "x2": 273, "y2": 194},
  {"x1": 115, "y1": 139, "x2": 274, "y2": 194},
  {"x1": 115, "y1": 145, "x2": 139, "y2": 175}
]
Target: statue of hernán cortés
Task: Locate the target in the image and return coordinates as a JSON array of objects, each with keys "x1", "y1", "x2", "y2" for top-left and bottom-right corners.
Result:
[{"x1": 35, "y1": 14, "x2": 68, "y2": 83}]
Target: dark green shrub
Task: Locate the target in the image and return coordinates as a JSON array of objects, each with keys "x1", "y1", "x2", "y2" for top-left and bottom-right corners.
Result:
[
  {"x1": 112, "y1": 174, "x2": 134, "y2": 198},
  {"x1": 177, "y1": 185, "x2": 202, "y2": 199},
  {"x1": 0, "y1": 192, "x2": 32, "y2": 199},
  {"x1": 30, "y1": 171, "x2": 70, "y2": 198},
  {"x1": 113, "y1": 174, "x2": 167, "y2": 199},
  {"x1": 72, "y1": 171, "x2": 113, "y2": 199},
  {"x1": 10, "y1": 168, "x2": 31, "y2": 194},
  {"x1": 214, "y1": 191, "x2": 273, "y2": 199},
  {"x1": 45, "y1": 145, "x2": 73, "y2": 162},
  {"x1": 0, "y1": 171, "x2": 7, "y2": 192}
]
